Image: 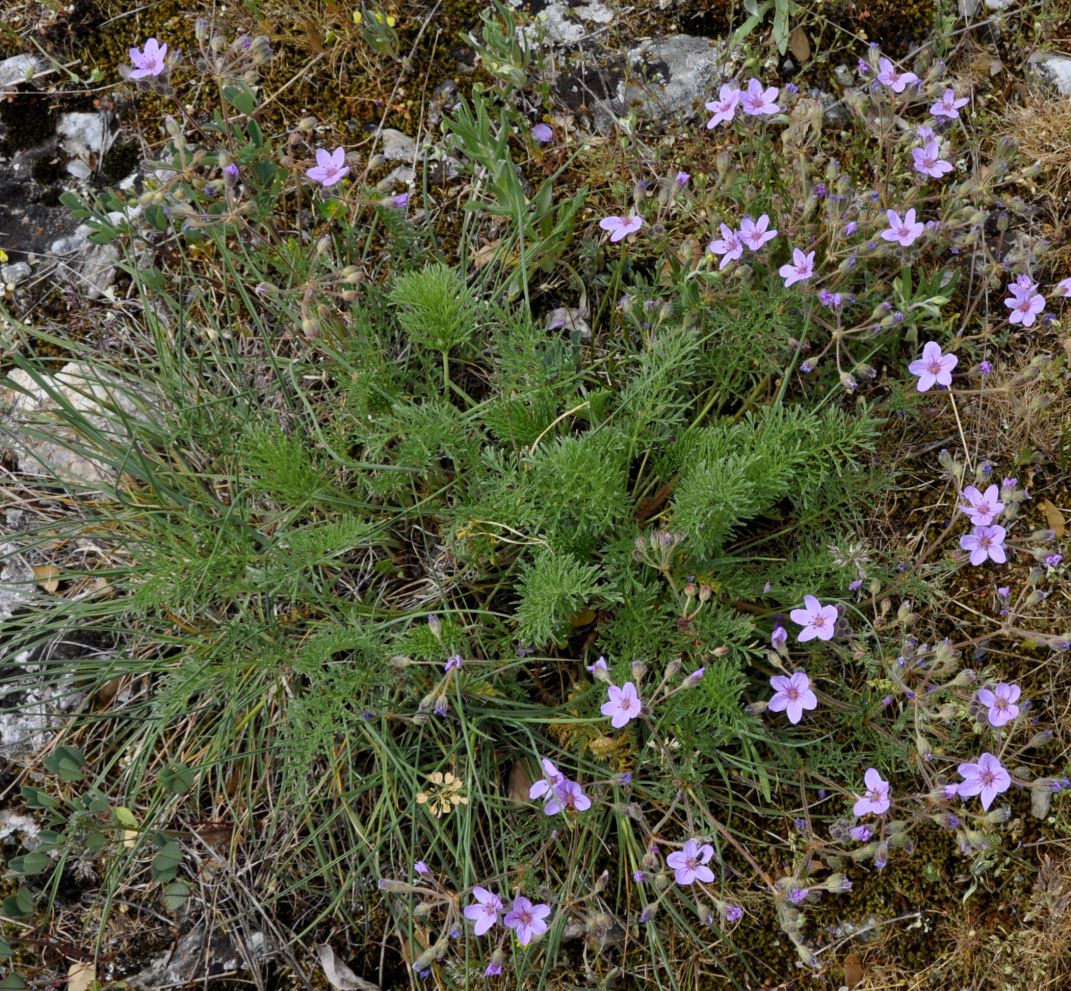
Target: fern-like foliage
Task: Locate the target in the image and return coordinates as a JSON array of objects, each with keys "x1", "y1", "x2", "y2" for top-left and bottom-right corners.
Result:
[
  {"x1": 390, "y1": 262, "x2": 477, "y2": 353},
  {"x1": 515, "y1": 548, "x2": 619, "y2": 645}
]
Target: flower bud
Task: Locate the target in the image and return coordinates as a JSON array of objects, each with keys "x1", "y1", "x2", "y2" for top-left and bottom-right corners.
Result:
[
  {"x1": 631, "y1": 660, "x2": 647, "y2": 682},
  {"x1": 664, "y1": 658, "x2": 682, "y2": 680}
]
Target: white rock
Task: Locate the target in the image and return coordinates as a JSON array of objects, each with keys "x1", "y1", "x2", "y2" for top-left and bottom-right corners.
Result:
[
  {"x1": 1, "y1": 362, "x2": 157, "y2": 486},
  {"x1": 575, "y1": 2, "x2": 614, "y2": 24},
  {"x1": 2, "y1": 261, "x2": 31, "y2": 286},
  {"x1": 984, "y1": 0, "x2": 1015, "y2": 9},
  {"x1": 49, "y1": 224, "x2": 119, "y2": 299},
  {"x1": 1027, "y1": 52, "x2": 1071, "y2": 97},
  {"x1": 623, "y1": 35, "x2": 726, "y2": 120},
  {"x1": 531, "y1": 3, "x2": 588, "y2": 45},
  {"x1": 57, "y1": 112, "x2": 115, "y2": 169},
  {"x1": 0, "y1": 544, "x2": 34, "y2": 622},
  {"x1": 0, "y1": 54, "x2": 46, "y2": 89},
  {"x1": 378, "y1": 127, "x2": 417, "y2": 162},
  {"x1": 0, "y1": 648, "x2": 83, "y2": 762}
]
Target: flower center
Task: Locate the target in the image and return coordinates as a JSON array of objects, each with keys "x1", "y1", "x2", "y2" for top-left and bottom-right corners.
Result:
[
  {"x1": 786, "y1": 687, "x2": 800, "y2": 701},
  {"x1": 928, "y1": 360, "x2": 942, "y2": 374},
  {"x1": 981, "y1": 770, "x2": 995, "y2": 787},
  {"x1": 620, "y1": 698, "x2": 634, "y2": 712},
  {"x1": 979, "y1": 535, "x2": 992, "y2": 549},
  {"x1": 868, "y1": 788, "x2": 882, "y2": 802},
  {"x1": 811, "y1": 614, "x2": 826, "y2": 627},
  {"x1": 995, "y1": 698, "x2": 1008, "y2": 710},
  {"x1": 519, "y1": 910, "x2": 532, "y2": 925},
  {"x1": 686, "y1": 856, "x2": 699, "y2": 871}
]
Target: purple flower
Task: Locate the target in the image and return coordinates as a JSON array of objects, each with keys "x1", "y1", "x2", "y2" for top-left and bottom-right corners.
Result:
[
  {"x1": 528, "y1": 757, "x2": 565, "y2": 803},
  {"x1": 675, "y1": 170, "x2": 691, "y2": 186},
  {"x1": 849, "y1": 825, "x2": 872, "y2": 842},
  {"x1": 960, "y1": 525, "x2": 1007, "y2": 566},
  {"x1": 853, "y1": 768, "x2": 891, "y2": 816},
  {"x1": 931, "y1": 88, "x2": 969, "y2": 119},
  {"x1": 739, "y1": 214, "x2": 778, "y2": 251},
  {"x1": 978, "y1": 360, "x2": 992, "y2": 375},
  {"x1": 843, "y1": 221, "x2": 858, "y2": 237},
  {"x1": 586, "y1": 655, "x2": 610, "y2": 681},
  {"x1": 876, "y1": 56, "x2": 919, "y2": 93},
  {"x1": 503, "y1": 896, "x2": 552, "y2": 946},
  {"x1": 599, "y1": 215, "x2": 643, "y2": 243},
  {"x1": 1056, "y1": 276, "x2": 1071, "y2": 297},
  {"x1": 391, "y1": 192, "x2": 409, "y2": 208},
  {"x1": 778, "y1": 248, "x2": 816, "y2": 288},
  {"x1": 666, "y1": 838, "x2": 715, "y2": 885},
  {"x1": 129, "y1": 37, "x2": 168, "y2": 78},
  {"x1": 484, "y1": 957, "x2": 503, "y2": 977},
  {"x1": 881, "y1": 208, "x2": 925, "y2": 247},
  {"x1": 908, "y1": 341, "x2": 957, "y2": 391},
  {"x1": 957, "y1": 752, "x2": 1011, "y2": 811},
  {"x1": 223, "y1": 163, "x2": 240, "y2": 177},
  {"x1": 633, "y1": 869, "x2": 645, "y2": 882},
  {"x1": 768, "y1": 671, "x2": 818, "y2": 724},
  {"x1": 977, "y1": 683, "x2": 1021, "y2": 727},
  {"x1": 1005, "y1": 282, "x2": 1045, "y2": 327},
  {"x1": 959, "y1": 484, "x2": 1004, "y2": 526},
  {"x1": 705, "y1": 84, "x2": 741, "y2": 128},
  {"x1": 444, "y1": 654, "x2": 462, "y2": 672},
  {"x1": 601, "y1": 682, "x2": 642, "y2": 728},
  {"x1": 740, "y1": 78, "x2": 780, "y2": 116},
  {"x1": 918, "y1": 125, "x2": 935, "y2": 142},
  {"x1": 464, "y1": 887, "x2": 504, "y2": 936},
  {"x1": 788, "y1": 886, "x2": 809, "y2": 904},
  {"x1": 531, "y1": 123, "x2": 554, "y2": 143},
  {"x1": 771, "y1": 625, "x2": 788, "y2": 651},
  {"x1": 789, "y1": 595, "x2": 838, "y2": 642},
  {"x1": 414, "y1": 860, "x2": 430, "y2": 875},
  {"x1": 819, "y1": 289, "x2": 842, "y2": 309},
  {"x1": 913, "y1": 140, "x2": 953, "y2": 179},
  {"x1": 546, "y1": 778, "x2": 591, "y2": 814},
  {"x1": 708, "y1": 224, "x2": 744, "y2": 268},
  {"x1": 723, "y1": 904, "x2": 743, "y2": 923},
  {"x1": 306, "y1": 147, "x2": 350, "y2": 187}
]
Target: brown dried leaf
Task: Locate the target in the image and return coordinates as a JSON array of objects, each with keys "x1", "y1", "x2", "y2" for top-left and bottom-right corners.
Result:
[
  {"x1": 842, "y1": 953, "x2": 865, "y2": 988},
  {"x1": 1039, "y1": 498, "x2": 1066, "y2": 537},
  {"x1": 788, "y1": 25, "x2": 811, "y2": 63},
  {"x1": 508, "y1": 761, "x2": 532, "y2": 803},
  {"x1": 32, "y1": 563, "x2": 60, "y2": 593},
  {"x1": 67, "y1": 962, "x2": 96, "y2": 991}
]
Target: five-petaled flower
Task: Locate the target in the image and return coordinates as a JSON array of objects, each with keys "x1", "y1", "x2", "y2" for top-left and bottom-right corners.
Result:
[
  {"x1": 977, "y1": 683, "x2": 1021, "y2": 727},
  {"x1": 957, "y1": 752, "x2": 1011, "y2": 810},
  {"x1": 853, "y1": 768, "x2": 891, "y2": 816},
  {"x1": 705, "y1": 84, "x2": 741, "y2": 128},
  {"x1": 666, "y1": 838, "x2": 715, "y2": 885},
  {"x1": 602, "y1": 682, "x2": 642, "y2": 728},
  {"x1": 881, "y1": 208, "x2": 925, "y2": 247},
  {"x1": 876, "y1": 57, "x2": 919, "y2": 93},
  {"x1": 959, "y1": 484, "x2": 1004, "y2": 526},
  {"x1": 129, "y1": 37, "x2": 168, "y2": 79},
  {"x1": 1056, "y1": 276, "x2": 1071, "y2": 297},
  {"x1": 503, "y1": 896, "x2": 552, "y2": 946},
  {"x1": 960, "y1": 525, "x2": 1007, "y2": 566},
  {"x1": 908, "y1": 341, "x2": 958, "y2": 391},
  {"x1": 464, "y1": 887, "x2": 504, "y2": 936},
  {"x1": 768, "y1": 671, "x2": 818, "y2": 724},
  {"x1": 790, "y1": 595, "x2": 838, "y2": 642},
  {"x1": 545, "y1": 778, "x2": 591, "y2": 815},
  {"x1": 912, "y1": 139, "x2": 953, "y2": 179},
  {"x1": 599, "y1": 214, "x2": 643, "y2": 243},
  {"x1": 528, "y1": 757, "x2": 566, "y2": 808},
  {"x1": 739, "y1": 214, "x2": 778, "y2": 251},
  {"x1": 778, "y1": 248, "x2": 815, "y2": 287},
  {"x1": 740, "y1": 78, "x2": 780, "y2": 116},
  {"x1": 708, "y1": 224, "x2": 744, "y2": 268},
  {"x1": 1005, "y1": 279, "x2": 1046, "y2": 327},
  {"x1": 306, "y1": 147, "x2": 350, "y2": 187},
  {"x1": 930, "y1": 88, "x2": 969, "y2": 119}
]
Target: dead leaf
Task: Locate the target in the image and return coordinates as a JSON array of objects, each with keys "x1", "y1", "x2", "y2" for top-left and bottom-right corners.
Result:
[
  {"x1": 788, "y1": 25, "x2": 811, "y2": 63},
  {"x1": 1039, "y1": 499, "x2": 1066, "y2": 538},
  {"x1": 32, "y1": 563, "x2": 60, "y2": 593},
  {"x1": 842, "y1": 953, "x2": 865, "y2": 988},
  {"x1": 317, "y1": 944, "x2": 381, "y2": 991},
  {"x1": 472, "y1": 238, "x2": 503, "y2": 269},
  {"x1": 508, "y1": 761, "x2": 532, "y2": 803},
  {"x1": 67, "y1": 962, "x2": 96, "y2": 991}
]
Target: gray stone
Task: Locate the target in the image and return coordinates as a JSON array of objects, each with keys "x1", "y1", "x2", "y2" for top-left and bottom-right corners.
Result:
[
  {"x1": 622, "y1": 35, "x2": 726, "y2": 121},
  {"x1": 378, "y1": 127, "x2": 417, "y2": 162},
  {"x1": 984, "y1": 0, "x2": 1015, "y2": 10},
  {"x1": 1, "y1": 261, "x2": 31, "y2": 286},
  {"x1": 0, "y1": 648, "x2": 83, "y2": 761},
  {"x1": 2, "y1": 362, "x2": 157, "y2": 486},
  {"x1": 1027, "y1": 53, "x2": 1071, "y2": 97},
  {"x1": 0, "y1": 543, "x2": 34, "y2": 622},
  {"x1": 958, "y1": 0, "x2": 980, "y2": 15},
  {"x1": 0, "y1": 54, "x2": 46, "y2": 89},
  {"x1": 56, "y1": 112, "x2": 115, "y2": 176},
  {"x1": 49, "y1": 224, "x2": 120, "y2": 299}
]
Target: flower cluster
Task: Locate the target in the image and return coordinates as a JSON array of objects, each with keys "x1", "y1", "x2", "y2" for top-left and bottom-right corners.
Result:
[{"x1": 528, "y1": 758, "x2": 591, "y2": 815}]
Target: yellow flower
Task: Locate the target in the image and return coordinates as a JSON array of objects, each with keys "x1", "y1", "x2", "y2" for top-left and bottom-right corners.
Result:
[
  {"x1": 415, "y1": 770, "x2": 468, "y2": 818},
  {"x1": 353, "y1": 10, "x2": 396, "y2": 27},
  {"x1": 0, "y1": 249, "x2": 8, "y2": 264}
]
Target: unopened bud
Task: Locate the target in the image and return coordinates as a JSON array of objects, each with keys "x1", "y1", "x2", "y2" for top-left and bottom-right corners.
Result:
[
  {"x1": 664, "y1": 658, "x2": 682, "y2": 680},
  {"x1": 697, "y1": 583, "x2": 712, "y2": 602}
]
